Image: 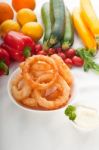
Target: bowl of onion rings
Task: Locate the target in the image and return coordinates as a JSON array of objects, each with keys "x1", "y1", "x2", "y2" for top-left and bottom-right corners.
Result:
[{"x1": 8, "y1": 54, "x2": 77, "y2": 112}]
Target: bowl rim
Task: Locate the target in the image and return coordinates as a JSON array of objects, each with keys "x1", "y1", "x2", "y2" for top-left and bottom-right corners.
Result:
[{"x1": 7, "y1": 67, "x2": 78, "y2": 113}]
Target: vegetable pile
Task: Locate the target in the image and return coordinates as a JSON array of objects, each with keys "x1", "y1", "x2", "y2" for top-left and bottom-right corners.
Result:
[
  {"x1": 73, "y1": 0, "x2": 99, "y2": 52},
  {"x1": 41, "y1": 0, "x2": 74, "y2": 50},
  {"x1": 0, "y1": 0, "x2": 99, "y2": 76},
  {"x1": 40, "y1": 0, "x2": 99, "y2": 73}
]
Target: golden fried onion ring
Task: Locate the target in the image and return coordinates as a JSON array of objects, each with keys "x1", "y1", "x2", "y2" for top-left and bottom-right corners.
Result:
[
  {"x1": 51, "y1": 54, "x2": 73, "y2": 87},
  {"x1": 11, "y1": 74, "x2": 32, "y2": 101},
  {"x1": 22, "y1": 91, "x2": 38, "y2": 108},
  {"x1": 34, "y1": 76, "x2": 70, "y2": 110},
  {"x1": 21, "y1": 55, "x2": 58, "y2": 90},
  {"x1": 12, "y1": 54, "x2": 73, "y2": 110}
]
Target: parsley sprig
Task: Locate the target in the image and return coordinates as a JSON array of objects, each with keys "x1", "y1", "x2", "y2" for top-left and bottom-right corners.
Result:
[
  {"x1": 64, "y1": 105, "x2": 76, "y2": 121},
  {"x1": 76, "y1": 48, "x2": 99, "y2": 72}
]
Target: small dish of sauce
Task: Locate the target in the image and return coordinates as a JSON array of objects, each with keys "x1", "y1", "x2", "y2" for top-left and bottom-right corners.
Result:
[
  {"x1": 74, "y1": 105, "x2": 99, "y2": 130},
  {"x1": 65, "y1": 104, "x2": 99, "y2": 131}
]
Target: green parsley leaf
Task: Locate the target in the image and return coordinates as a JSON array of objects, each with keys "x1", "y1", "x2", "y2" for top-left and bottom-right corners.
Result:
[
  {"x1": 69, "y1": 112, "x2": 76, "y2": 121},
  {"x1": 64, "y1": 105, "x2": 76, "y2": 121},
  {"x1": 76, "y1": 48, "x2": 99, "y2": 73}
]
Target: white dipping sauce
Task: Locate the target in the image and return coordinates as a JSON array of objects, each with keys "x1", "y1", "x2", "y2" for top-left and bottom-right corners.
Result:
[{"x1": 74, "y1": 106, "x2": 99, "y2": 129}]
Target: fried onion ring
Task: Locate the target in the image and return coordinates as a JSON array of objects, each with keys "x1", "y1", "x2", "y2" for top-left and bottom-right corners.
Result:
[
  {"x1": 34, "y1": 76, "x2": 70, "y2": 110},
  {"x1": 12, "y1": 54, "x2": 73, "y2": 110},
  {"x1": 22, "y1": 91, "x2": 38, "y2": 108},
  {"x1": 31, "y1": 61, "x2": 51, "y2": 71},
  {"x1": 45, "y1": 84, "x2": 63, "y2": 100},
  {"x1": 21, "y1": 55, "x2": 58, "y2": 90},
  {"x1": 51, "y1": 54, "x2": 73, "y2": 87},
  {"x1": 11, "y1": 74, "x2": 32, "y2": 101}
]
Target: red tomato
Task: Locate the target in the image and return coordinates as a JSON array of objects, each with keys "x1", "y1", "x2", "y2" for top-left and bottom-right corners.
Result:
[
  {"x1": 72, "y1": 56, "x2": 84, "y2": 67},
  {"x1": 58, "y1": 52, "x2": 66, "y2": 60},
  {"x1": 37, "y1": 50, "x2": 47, "y2": 55},
  {"x1": 35, "y1": 44, "x2": 42, "y2": 54},
  {"x1": 48, "y1": 48, "x2": 55, "y2": 55},
  {"x1": 0, "y1": 70, "x2": 4, "y2": 76},
  {"x1": 65, "y1": 48, "x2": 76, "y2": 58},
  {"x1": 64, "y1": 58, "x2": 73, "y2": 68},
  {"x1": 56, "y1": 47, "x2": 62, "y2": 53}
]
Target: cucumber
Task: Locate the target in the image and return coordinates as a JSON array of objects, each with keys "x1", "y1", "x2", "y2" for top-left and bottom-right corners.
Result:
[
  {"x1": 41, "y1": 2, "x2": 51, "y2": 50},
  {"x1": 61, "y1": 7, "x2": 74, "y2": 50},
  {"x1": 48, "y1": 0, "x2": 65, "y2": 47}
]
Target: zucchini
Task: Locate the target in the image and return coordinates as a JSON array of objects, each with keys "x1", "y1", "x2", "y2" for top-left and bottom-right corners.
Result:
[
  {"x1": 41, "y1": 2, "x2": 51, "y2": 50},
  {"x1": 48, "y1": 0, "x2": 65, "y2": 46},
  {"x1": 61, "y1": 7, "x2": 74, "y2": 50}
]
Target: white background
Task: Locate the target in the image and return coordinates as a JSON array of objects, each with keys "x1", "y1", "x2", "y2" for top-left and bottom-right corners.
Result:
[{"x1": 1, "y1": 0, "x2": 99, "y2": 150}]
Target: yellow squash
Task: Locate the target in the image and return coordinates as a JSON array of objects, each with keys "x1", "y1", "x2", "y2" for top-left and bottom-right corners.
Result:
[
  {"x1": 72, "y1": 8, "x2": 96, "y2": 52},
  {"x1": 80, "y1": 0, "x2": 99, "y2": 45}
]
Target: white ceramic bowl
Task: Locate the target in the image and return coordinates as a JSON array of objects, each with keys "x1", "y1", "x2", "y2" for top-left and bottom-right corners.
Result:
[{"x1": 8, "y1": 68, "x2": 77, "y2": 112}]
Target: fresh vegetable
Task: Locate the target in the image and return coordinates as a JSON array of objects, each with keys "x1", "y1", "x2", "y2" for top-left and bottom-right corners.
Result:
[
  {"x1": 41, "y1": 2, "x2": 51, "y2": 50},
  {"x1": 0, "y1": 48, "x2": 10, "y2": 75},
  {"x1": 72, "y1": 8, "x2": 96, "y2": 52},
  {"x1": 21, "y1": 22, "x2": 43, "y2": 42},
  {"x1": 56, "y1": 47, "x2": 62, "y2": 53},
  {"x1": 48, "y1": 0, "x2": 65, "y2": 46},
  {"x1": 0, "y1": 20, "x2": 20, "y2": 38},
  {"x1": 61, "y1": 7, "x2": 74, "y2": 50},
  {"x1": 58, "y1": 52, "x2": 66, "y2": 60},
  {"x1": 76, "y1": 48, "x2": 99, "y2": 72},
  {"x1": 12, "y1": 0, "x2": 36, "y2": 12},
  {"x1": 37, "y1": 50, "x2": 47, "y2": 55},
  {"x1": 72, "y1": 56, "x2": 84, "y2": 67},
  {"x1": 80, "y1": 0, "x2": 99, "y2": 46},
  {"x1": 64, "y1": 58, "x2": 73, "y2": 68},
  {"x1": 0, "y1": 2, "x2": 14, "y2": 24},
  {"x1": 17, "y1": 8, "x2": 37, "y2": 26},
  {"x1": 65, "y1": 105, "x2": 76, "y2": 121},
  {"x1": 35, "y1": 44, "x2": 42, "y2": 54},
  {"x1": 65, "y1": 48, "x2": 76, "y2": 58},
  {"x1": 2, "y1": 31, "x2": 35, "y2": 62},
  {"x1": 48, "y1": 48, "x2": 55, "y2": 56}
]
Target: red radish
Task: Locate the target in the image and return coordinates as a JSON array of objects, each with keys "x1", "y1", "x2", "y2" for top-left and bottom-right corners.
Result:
[
  {"x1": 35, "y1": 44, "x2": 42, "y2": 54},
  {"x1": 65, "y1": 58, "x2": 73, "y2": 68},
  {"x1": 58, "y1": 52, "x2": 66, "y2": 60},
  {"x1": 72, "y1": 56, "x2": 84, "y2": 67},
  {"x1": 65, "y1": 48, "x2": 76, "y2": 58},
  {"x1": 56, "y1": 47, "x2": 62, "y2": 53},
  {"x1": 48, "y1": 48, "x2": 55, "y2": 55},
  {"x1": 37, "y1": 50, "x2": 47, "y2": 55}
]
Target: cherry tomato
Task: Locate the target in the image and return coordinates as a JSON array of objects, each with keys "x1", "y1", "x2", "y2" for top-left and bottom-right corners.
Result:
[
  {"x1": 58, "y1": 52, "x2": 66, "y2": 60},
  {"x1": 48, "y1": 48, "x2": 56, "y2": 55},
  {"x1": 0, "y1": 70, "x2": 4, "y2": 76},
  {"x1": 56, "y1": 47, "x2": 62, "y2": 53},
  {"x1": 37, "y1": 50, "x2": 47, "y2": 55},
  {"x1": 64, "y1": 58, "x2": 73, "y2": 68},
  {"x1": 65, "y1": 48, "x2": 76, "y2": 58},
  {"x1": 72, "y1": 56, "x2": 84, "y2": 67},
  {"x1": 35, "y1": 44, "x2": 42, "y2": 54}
]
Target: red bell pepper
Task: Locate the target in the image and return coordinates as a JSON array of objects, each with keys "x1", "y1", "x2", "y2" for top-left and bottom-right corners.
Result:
[
  {"x1": 3, "y1": 31, "x2": 35, "y2": 62},
  {"x1": 0, "y1": 48, "x2": 10, "y2": 75}
]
